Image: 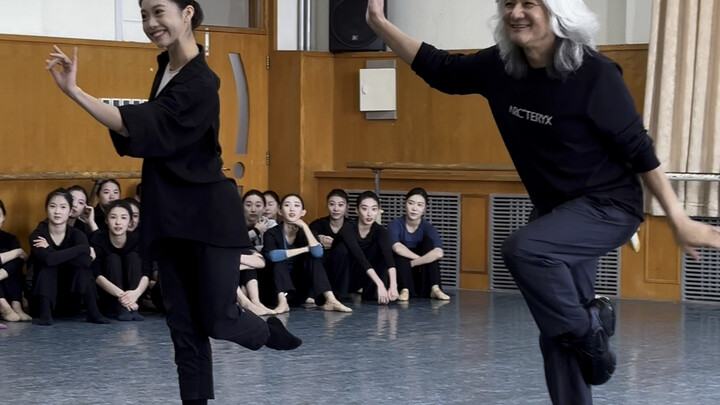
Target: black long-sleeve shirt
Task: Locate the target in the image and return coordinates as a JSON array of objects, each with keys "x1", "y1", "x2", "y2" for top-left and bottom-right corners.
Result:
[
  {"x1": 335, "y1": 220, "x2": 395, "y2": 272},
  {"x1": 110, "y1": 45, "x2": 249, "y2": 253},
  {"x1": 29, "y1": 220, "x2": 91, "y2": 268},
  {"x1": 412, "y1": 43, "x2": 660, "y2": 218},
  {"x1": 90, "y1": 230, "x2": 152, "y2": 279}
]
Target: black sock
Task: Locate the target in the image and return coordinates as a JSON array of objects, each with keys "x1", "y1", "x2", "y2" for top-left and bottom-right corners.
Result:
[
  {"x1": 182, "y1": 399, "x2": 207, "y2": 405},
  {"x1": 117, "y1": 305, "x2": 133, "y2": 321},
  {"x1": 265, "y1": 316, "x2": 302, "y2": 350},
  {"x1": 85, "y1": 293, "x2": 110, "y2": 324},
  {"x1": 33, "y1": 297, "x2": 53, "y2": 326},
  {"x1": 131, "y1": 311, "x2": 145, "y2": 321}
]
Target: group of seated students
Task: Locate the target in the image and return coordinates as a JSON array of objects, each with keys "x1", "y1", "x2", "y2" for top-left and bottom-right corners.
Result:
[
  {"x1": 236, "y1": 187, "x2": 450, "y2": 317},
  {"x1": 0, "y1": 182, "x2": 450, "y2": 328}
]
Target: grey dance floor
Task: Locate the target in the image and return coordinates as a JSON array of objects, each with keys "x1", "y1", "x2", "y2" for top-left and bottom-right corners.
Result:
[{"x1": 1, "y1": 290, "x2": 720, "y2": 404}]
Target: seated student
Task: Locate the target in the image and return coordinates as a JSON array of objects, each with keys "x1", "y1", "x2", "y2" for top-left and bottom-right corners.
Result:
[
  {"x1": 329, "y1": 191, "x2": 399, "y2": 305},
  {"x1": 0, "y1": 198, "x2": 31, "y2": 322},
  {"x1": 91, "y1": 200, "x2": 149, "y2": 321},
  {"x1": 310, "y1": 189, "x2": 349, "y2": 251},
  {"x1": 262, "y1": 194, "x2": 351, "y2": 314},
  {"x1": 310, "y1": 189, "x2": 349, "y2": 276},
  {"x1": 67, "y1": 185, "x2": 99, "y2": 237},
  {"x1": 134, "y1": 182, "x2": 141, "y2": 203},
  {"x1": 388, "y1": 188, "x2": 450, "y2": 302},
  {"x1": 243, "y1": 189, "x2": 277, "y2": 252},
  {"x1": 236, "y1": 248, "x2": 274, "y2": 316},
  {"x1": 263, "y1": 190, "x2": 280, "y2": 222},
  {"x1": 124, "y1": 198, "x2": 141, "y2": 233},
  {"x1": 93, "y1": 179, "x2": 121, "y2": 232},
  {"x1": 29, "y1": 188, "x2": 109, "y2": 325}
]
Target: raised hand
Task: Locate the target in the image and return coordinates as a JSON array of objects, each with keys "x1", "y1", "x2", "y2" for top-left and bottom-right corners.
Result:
[
  {"x1": 366, "y1": 0, "x2": 386, "y2": 26},
  {"x1": 46, "y1": 46, "x2": 79, "y2": 96}
]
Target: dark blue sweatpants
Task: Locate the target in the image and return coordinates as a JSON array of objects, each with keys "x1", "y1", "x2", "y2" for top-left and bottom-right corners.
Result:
[{"x1": 501, "y1": 195, "x2": 641, "y2": 405}]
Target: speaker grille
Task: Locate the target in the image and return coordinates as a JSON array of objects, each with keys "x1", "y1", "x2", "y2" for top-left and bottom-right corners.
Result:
[{"x1": 329, "y1": 0, "x2": 385, "y2": 52}]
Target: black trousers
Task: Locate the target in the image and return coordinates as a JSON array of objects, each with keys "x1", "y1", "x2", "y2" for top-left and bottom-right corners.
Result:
[
  {"x1": 239, "y1": 268, "x2": 257, "y2": 287},
  {"x1": 261, "y1": 255, "x2": 332, "y2": 307},
  {"x1": 501, "y1": 196, "x2": 640, "y2": 405},
  {"x1": 394, "y1": 237, "x2": 441, "y2": 297},
  {"x1": 329, "y1": 242, "x2": 390, "y2": 301},
  {"x1": 0, "y1": 258, "x2": 25, "y2": 302},
  {"x1": 100, "y1": 252, "x2": 144, "y2": 312},
  {"x1": 32, "y1": 262, "x2": 96, "y2": 315},
  {"x1": 152, "y1": 238, "x2": 270, "y2": 401}
]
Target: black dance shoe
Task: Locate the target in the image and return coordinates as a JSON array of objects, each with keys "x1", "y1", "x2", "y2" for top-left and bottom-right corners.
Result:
[{"x1": 575, "y1": 296, "x2": 616, "y2": 385}]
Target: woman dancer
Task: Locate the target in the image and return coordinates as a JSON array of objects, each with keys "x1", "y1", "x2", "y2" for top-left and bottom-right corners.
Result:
[{"x1": 47, "y1": 1, "x2": 301, "y2": 402}]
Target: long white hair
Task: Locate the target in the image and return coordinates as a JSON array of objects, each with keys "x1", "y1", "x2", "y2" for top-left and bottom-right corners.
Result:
[{"x1": 492, "y1": 0, "x2": 599, "y2": 80}]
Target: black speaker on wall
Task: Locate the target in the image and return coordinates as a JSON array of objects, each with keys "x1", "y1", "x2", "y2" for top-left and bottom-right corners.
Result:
[{"x1": 329, "y1": 0, "x2": 386, "y2": 53}]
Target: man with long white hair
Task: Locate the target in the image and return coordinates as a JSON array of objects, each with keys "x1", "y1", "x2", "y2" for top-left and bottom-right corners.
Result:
[{"x1": 366, "y1": 0, "x2": 720, "y2": 403}]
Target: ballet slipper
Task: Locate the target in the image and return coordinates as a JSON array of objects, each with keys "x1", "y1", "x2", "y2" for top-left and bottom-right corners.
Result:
[
  {"x1": 0, "y1": 308, "x2": 21, "y2": 322},
  {"x1": 11, "y1": 303, "x2": 32, "y2": 321},
  {"x1": 430, "y1": 286, "x2": 450, "y2": 301},
  {"x1": 305, "y1": 297, "x2": 315, "y2": 305},
  {"x1": 397, "y1": 288, "x2": 410, "y2": 301},
  {"x1": 321, "y1": 300, "x2": 353, "y2": 313},
  {"x1": 0, "y1": 322, "x2": 6, "y2": 329}
]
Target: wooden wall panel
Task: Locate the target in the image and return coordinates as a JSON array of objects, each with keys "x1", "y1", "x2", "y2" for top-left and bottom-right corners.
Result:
[
  {"x1": 268, "y1": 51, "x2": 302, "y2": 196},
  {"x1": 460, "y1": 195, "x2": 489, "y2": 290},
  {"x1": 299, "y1": 53, "x2": 335, "y2": 219},
  {"x1": 621, "y1": 216, "x2": 682, "y2": 300},
  {"x1": 331, "y1": 52, "x2": 511, "y2": 170},
  {"x1": 204, "y1": 31, "x2": 270, "y2": 192},
  {"x1": 1, "y1": 31, "x2": 268, "y2": 249}
]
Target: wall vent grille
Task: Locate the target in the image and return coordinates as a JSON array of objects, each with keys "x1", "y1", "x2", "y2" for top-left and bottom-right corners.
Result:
[
  {"x1": 345, "y1": 190, "x2": 461, "y2": 288},
  {"x1": 489, "y1": 195, "x2": 620, "y2": 296},
  {"x1": 683, "y1": 217, "x2": 720, "y2": 302}
]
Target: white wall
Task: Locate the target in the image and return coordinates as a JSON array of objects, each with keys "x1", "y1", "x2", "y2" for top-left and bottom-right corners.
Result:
[
  {"x1": 0, "y1": 0, "x2": 117, "y2": 40},
  {"x1": 0, "y1": 0, "x2": 253, "y2": 43},
  {"x1": 0, "y1": 0, "x2": 652, "y2": 48},
  {"x1": 278, "y1": 0, "x2": 653, "y2": 52}
]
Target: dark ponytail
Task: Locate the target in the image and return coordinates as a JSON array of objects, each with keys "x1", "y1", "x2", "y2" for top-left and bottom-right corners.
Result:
[{"x1": 187, "y1": 0, "x2": 204, "y2": 30}]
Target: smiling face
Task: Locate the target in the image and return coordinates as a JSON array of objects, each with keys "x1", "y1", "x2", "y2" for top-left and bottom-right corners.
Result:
[
  {"x1": 281, "y1": 196, "x2": 305, "y2": 224},
  {"x1": 141, "y1": 0, "x2": 194, "y2": 49},
  {"x1": 356, "y1": 197, "x2": 379, "y2": 226},
  {"x1": 107, "y1": 206, "x2": 131, "y2": 237},
  {"x1": 503, "y1": 0, "x2": 555, "y2": 56},
  {"x1": 327, "y1": 196, "x2": 348, "y2": 221},
  {"x1": 47, "y1": 195, "x2": 71, "y2": 227}
]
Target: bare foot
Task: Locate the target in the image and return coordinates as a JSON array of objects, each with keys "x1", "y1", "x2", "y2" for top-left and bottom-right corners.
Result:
[
  {"x1": 273, "y1": 302, "x2": 291, "y2": 314},
  {"x1": 238, "y1": 300, "x2": 276, "y2": 316},
  {"x1": 321, "y1": 300, "x2": 353, "y2": 313}
]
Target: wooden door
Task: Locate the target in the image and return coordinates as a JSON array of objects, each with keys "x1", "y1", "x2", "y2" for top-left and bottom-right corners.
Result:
[{"x1": 198, "y1": 30, "x2": 269, "y2": 193}]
